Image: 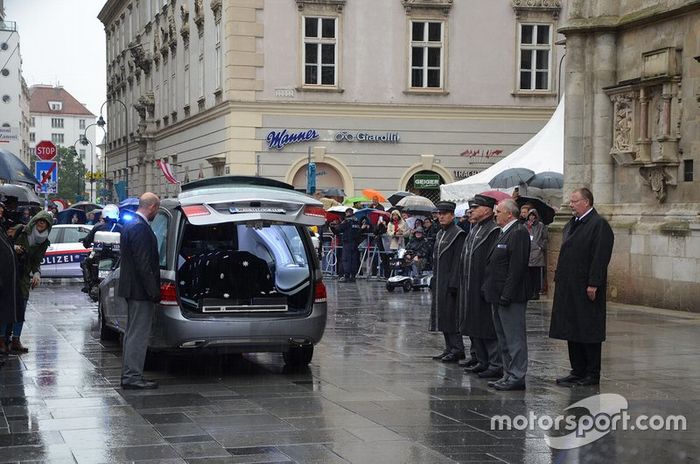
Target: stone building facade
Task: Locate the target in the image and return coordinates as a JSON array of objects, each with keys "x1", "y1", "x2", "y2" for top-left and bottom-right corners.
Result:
[
  {"x1": 553, "y1": 0, "x2": 700, "y2": 311},
  {"x1": 97, "y1": 0, "x2": 564, "y2": 201}
]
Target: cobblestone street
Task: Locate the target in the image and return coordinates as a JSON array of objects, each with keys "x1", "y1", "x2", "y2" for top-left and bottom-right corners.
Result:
[{"x1": 0, "y1": 280, "x2": 697, "y2": 463}]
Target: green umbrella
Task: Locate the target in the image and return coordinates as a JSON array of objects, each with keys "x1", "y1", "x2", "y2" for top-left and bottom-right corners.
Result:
[{"x1": 343, "y1": 196, "x2": 370, "y2": 206}]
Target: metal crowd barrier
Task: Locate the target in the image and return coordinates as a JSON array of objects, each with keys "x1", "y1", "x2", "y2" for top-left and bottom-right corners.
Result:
[{"x1": 321, "y1": 233, "x2": 395, "y2": 280}]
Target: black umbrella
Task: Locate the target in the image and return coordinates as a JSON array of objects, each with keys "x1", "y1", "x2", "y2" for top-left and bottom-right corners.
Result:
[
  {"x1": 516, "y1": 196, "x2": 556, "y2": 225},
  {"x1": 322, "y1": 187, "x2": 346, "y2": 198},
  {"x1": 489, "y1": 168, "x2": 535, "y2": 189},
  {"x1": 0, "y1": 183, "x2": 42, "y2": 206},
  {"x1": 0, "y1": 148, "x2": 38, "y2": 185},
  {"x1": 57, "y1": 208, "x2": 87, "y2": 225},
  {"x1": 387, "y1": 191, "x2": 414, "y2": 206},
  {"x1": 527, "y1": 171, "x2": 563, "y2": 190}
]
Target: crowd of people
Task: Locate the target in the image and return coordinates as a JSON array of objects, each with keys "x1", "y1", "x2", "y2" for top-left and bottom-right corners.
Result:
[{"x1": 323, "y1": 188, "x2": 614, "y2": 391}]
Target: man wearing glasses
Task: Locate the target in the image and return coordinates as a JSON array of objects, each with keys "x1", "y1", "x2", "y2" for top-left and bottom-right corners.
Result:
[{"x1": 550, "y1": 188, "x2": 614, "y2": 387}]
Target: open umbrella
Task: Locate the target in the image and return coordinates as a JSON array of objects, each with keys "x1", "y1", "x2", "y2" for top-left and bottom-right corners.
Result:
[
  {"x1": 478, "y1": 190, "x2": 512, "y2": 202},
  {"x1": 0, "y1": 184, "x2": 42, "y2": 206},
  {"x1": 489, "y1": 168, "x2": 535, "y2": 189},
  {"x1": 319, "y1": 197, "x2": 341, "y2": 210},
  {"x1": 387, "y1": 191, "x2": 414, "y2": 206},
  {"x1": 343, "y1": 196, "x2": 370, "y2": 206},
  {"x1": 516, "y1": 196, "x2": 556, "y2": 225},
  {"x1": 362, "y1": 189, "x2": 387, "y2": 203},
  {"x1": 323, "y1": 187, "x2": 345, "y2": 198},
  {"x1": 527, "y1": 171, "x2": 563, "y2": 190},
  {"x1": 57, "y1": 208, "x2": 87, "y2": 225},
  {"x1": 0, "y1": 148, "x2": 38, "y2": 185},
  {"x1": 354, "y1": 208, "x2": 390, "y2": 225},
  {"x1": 328, "y1": 205, "x2": 354, "y2": 214},
  {"x1": 70, "y1": 201, "x2": 103, "y2": 212},
  {"x1": 396, "y1": 195, "x2": 435, "y2": 214}
]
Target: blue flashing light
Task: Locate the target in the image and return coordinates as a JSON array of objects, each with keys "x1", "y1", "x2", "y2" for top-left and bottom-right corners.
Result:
[{"x1": 121, "y1": 212, "x2": 135, "y2": 222}]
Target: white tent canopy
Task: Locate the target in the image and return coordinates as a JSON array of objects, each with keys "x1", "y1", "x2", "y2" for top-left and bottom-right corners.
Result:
[{"x1": 441, "y1": 97, "x2": 564, "y2": 202}]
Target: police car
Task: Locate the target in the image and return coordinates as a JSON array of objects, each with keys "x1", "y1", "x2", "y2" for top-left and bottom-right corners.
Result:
[{"x1": 41, "y1": 224, "x2": 93, "y2": 278}]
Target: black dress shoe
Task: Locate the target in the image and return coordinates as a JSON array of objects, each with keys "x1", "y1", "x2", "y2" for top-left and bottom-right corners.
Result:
[
  {"x1": 464, "y1": 363, "x2": 487, "y2": 374},
  {"x1": 459, "y1": 358, "x2": 479, "y2": 368},
  {"x1": 556, "y1": 374, "x2": 583, "y2": 384},
  {"x1": 432, "y1": 350, "x2": 450, "y2": 360},
  {"x1": 121, "y1": 379, "x2": 159, "y2": 390},
  {"x1": 575, "y1": 376, "x2": 600, "y2": 387},
  {"x1": 494, "y1": 380, "x2": 526, "y2": 391},
  {"x1": 478, "y1": 368, "x2": 504, "y2": 379},
  {"x1": 488, "y1": 378, "x2": 509, "y2": 388},
  {"x1": 556, "y1": 374, "x2": 583, "y2": 387},
  {"x1": 441, "y1": 352, "x2": 464, "y2": 363}
]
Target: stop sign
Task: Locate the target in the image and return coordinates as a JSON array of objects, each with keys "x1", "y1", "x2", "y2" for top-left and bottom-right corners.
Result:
[{"x1": 36, "y1": 140, "x2": 57, "y2": 161}]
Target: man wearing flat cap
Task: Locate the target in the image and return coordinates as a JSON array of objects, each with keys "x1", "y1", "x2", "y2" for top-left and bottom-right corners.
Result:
[
  {"x1": 430, "y1": 201, "x2": 467, "y2": 362},
  {"x1": 458, "y1": 195, "x2": 503, "y2": 380}
]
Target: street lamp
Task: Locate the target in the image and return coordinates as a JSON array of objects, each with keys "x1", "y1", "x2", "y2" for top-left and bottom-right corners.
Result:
[{"x1": 97, "y1": 98, "x2": 129, "y2": 198}]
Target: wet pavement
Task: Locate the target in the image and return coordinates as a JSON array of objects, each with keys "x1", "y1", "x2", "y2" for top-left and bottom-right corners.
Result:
[{"x1": 0, "y1": 279, "x2": 698, "y2": 463}]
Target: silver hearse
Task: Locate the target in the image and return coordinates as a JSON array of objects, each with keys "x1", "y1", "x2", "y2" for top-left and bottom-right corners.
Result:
[{"x1": 98, "y1": 176, "x2": 328, "y2": 366}]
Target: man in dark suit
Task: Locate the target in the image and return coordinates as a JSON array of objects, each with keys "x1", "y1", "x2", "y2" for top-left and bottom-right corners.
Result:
[
  {"x1": 118, "y1": 192, "x2": 161, "y2": 389},
  {"x1": 550, "y1": 188, "x2": 614, "y2": 387},
  {"x1": 430, "y1": 201, "x2": 467, "y2": 363},
  {"x1": 482, "y1": 199, "x2": 531, "y2": 391},
  {"x1": 458, "y1": 195, "x2": 502, "y2": 379}
]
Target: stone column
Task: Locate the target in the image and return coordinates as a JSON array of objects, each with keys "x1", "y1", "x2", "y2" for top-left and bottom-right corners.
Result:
[
  {"x1": 562, "y1": 33, "x2": 588, "y2": 198},
  {"x1": 591, "y1": 31, "x2": 616, "y2": 205}
]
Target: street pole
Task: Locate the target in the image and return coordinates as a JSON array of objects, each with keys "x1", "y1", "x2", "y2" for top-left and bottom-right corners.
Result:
[
  {"x1": 98, "y1": 98, "x2": 129, "y2": 198},
  {"x1": 84, "y1": 122, "x2": 107, "y2": 203}
]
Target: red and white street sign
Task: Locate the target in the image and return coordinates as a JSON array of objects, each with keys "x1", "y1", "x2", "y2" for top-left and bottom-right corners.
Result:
[{"x1": 36, "y1": 140, "x2": 57, "y2": 161}]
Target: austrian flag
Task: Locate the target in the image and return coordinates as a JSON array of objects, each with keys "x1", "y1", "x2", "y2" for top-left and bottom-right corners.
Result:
[{"x1": 157, "y1": 159, "x2": 179, "y2": 184}]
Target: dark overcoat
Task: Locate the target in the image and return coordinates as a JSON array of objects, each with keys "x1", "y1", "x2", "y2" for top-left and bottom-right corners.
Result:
[
  {"x1": 117, "y1": 214, "x2": 161, "y2": 302},
  {"x1": 429, "y1": 223, "x2": 466, "y2": 332},
  {"x1": 458, "y1": 219, "x2": 500, "y2": 338},
  {"x1": 0, "y1": 228, "x2": 17, "y2": 325},
  {"x1": 482, "y1": 222, "x2": 531, "y2": 305},
  {"x1": 549, "y1": 209, "x2": 614, "y2": 343}
]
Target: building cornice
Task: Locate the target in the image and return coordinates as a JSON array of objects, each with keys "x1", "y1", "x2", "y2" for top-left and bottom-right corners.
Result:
[
  {"x1": 228, "y1": 100, "x2": 555, "y2": 121},
  {"x1": 559, "y1": 0, "x2": 700, "y2": 34},
  {"x1": 98, "y1": 0, "x2": 124, "y2": 25}
]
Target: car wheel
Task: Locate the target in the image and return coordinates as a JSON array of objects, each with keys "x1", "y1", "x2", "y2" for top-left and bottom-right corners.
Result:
[
  {"x1": 402, "y1": 280, "x2": 412, "y2": 292},
  {"x1": 386, "y1": 284, "x2": 395, "y2": 292},
  {"x1": 98, "y1": 300, "x2": 119, "y2": 342},
  {"x1": 283, "y1": 344, "x2": 314, "y2": 367}
]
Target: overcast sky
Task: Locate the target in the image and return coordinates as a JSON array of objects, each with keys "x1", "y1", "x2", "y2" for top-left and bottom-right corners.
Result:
[{"x1": 6, "y1": 0, "x2": 106, "y2": 118}]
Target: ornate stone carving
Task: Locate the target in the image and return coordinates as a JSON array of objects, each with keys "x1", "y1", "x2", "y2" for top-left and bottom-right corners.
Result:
[
  {"x1": 402, "y1": 0, "x2": 452, "y2": 15},
  {"x1": 512, "y1": 0, "x2": 561, "y2": 18},
  {"x1": 296, "y1": 0, "x2": 346, "y2": 12},
  {"x1": 134, "y1": 93, "x2": 155, "y2": 121},
  {"x1": 211, "y1": 0, "x2": 222, "y2": 21},
  {"x1": 194, "y1": 0, "x2": 205, "y2": 33},
  {"x1": 129, "y1": 42, "x2": 152, "y2": 75},
  {"x1": 639, "y1": 166, "x2": 669, "y2": 203},
  {"x1": 612, "y1": 94, "x2": 633, "y2": 152},
  {"x1": 153, "y1": 26, "x2": 161, "y2": 64},
  {"x1": 180, "y1": 3, "x2": 190, "y2": 44},
  {"x1": 606, "y1": 92, "x2": 638, "y2": 165}
]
